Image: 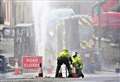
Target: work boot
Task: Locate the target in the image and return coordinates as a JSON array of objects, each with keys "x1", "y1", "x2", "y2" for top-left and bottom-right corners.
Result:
[
  {"x1": 79, "y1": 73, "x2": 84, "y2": 78},
  {"x1": 81, "y1": 74, "x2": 84, "y2": 78}
]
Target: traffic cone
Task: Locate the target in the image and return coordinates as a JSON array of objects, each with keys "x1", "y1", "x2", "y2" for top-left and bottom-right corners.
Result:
[
  {"x1": 14, "y1": 61, "x2": 20, "y2": 75},
  {"x1": 38, "y1": 64, "x2": 43, "y2": 77},
  {"x1": 72, "y1": 66, "x2": 77, "y2": 77},
  {"x1": 58, "y1": 68, "x2": 62, "y2": 77}
]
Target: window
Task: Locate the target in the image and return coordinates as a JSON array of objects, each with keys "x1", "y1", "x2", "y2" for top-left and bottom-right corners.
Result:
[{"x1": 0, "y1": 0, "x2": 4, "y2": 24}]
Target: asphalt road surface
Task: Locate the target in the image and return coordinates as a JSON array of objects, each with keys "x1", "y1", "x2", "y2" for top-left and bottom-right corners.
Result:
[{"x1": 0, "y1": 73, "x2": 120, "y2": 82}]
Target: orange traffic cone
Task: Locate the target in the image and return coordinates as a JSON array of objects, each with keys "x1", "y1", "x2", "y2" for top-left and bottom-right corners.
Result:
[
  {"x1": 14, "y1": 61, "x2": 20, "y2": 75},
  {"x1": 72, "y1": 66, "x2": 77, "y2": 77},
  {"x1": 38, "y1": 64, "x2": 43, "y2": 77}
]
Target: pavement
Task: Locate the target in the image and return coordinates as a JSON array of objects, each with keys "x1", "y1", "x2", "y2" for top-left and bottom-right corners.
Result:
[
  {"x1": 0, "y1": 72, "x2": 37, "y2": 79},
  {"x1": 0, "y1": 71, "x2": 120, "y2": 82}
]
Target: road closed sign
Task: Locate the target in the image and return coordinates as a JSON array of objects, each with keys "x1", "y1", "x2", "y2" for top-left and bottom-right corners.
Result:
[{"x1": 22, "y1": 56, "x2": 42, "y2": 69}]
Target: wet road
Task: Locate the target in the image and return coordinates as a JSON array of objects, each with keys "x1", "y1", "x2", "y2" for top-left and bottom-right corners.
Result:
[{"x1": 0, "y1": 74, "x2": 119, "y2": 82}]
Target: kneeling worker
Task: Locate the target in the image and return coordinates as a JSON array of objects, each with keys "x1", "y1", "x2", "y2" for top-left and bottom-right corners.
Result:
[{"x1": 71, "y1": 52, "x2": 84, "y2": 78}]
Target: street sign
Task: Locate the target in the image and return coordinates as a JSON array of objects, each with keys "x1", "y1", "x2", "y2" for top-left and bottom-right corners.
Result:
[{"x1": 22, "y1": 56, "x2": 42, "y2": 69}]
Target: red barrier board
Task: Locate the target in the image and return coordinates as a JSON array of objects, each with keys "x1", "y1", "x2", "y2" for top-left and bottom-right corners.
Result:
[{"x1": 22, "y1": 56, "x2": 42, "y2": 69}]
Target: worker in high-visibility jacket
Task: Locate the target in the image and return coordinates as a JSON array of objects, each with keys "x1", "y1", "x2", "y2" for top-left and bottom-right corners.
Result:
[
  {"x1": 70, "y1": 52, "x2": 84, "y2": 78},
  {"x1": 55, "y1": 49, "x2": 72, "y2": 77}
]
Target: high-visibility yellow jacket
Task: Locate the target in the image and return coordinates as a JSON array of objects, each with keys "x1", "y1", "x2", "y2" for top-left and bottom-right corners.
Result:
[
  {"x1": 58, "y1": 50, "x2": 69, "y2": 58},
  {"x1": 71, "y1": 55, "x2": 83, "y2": 70}
]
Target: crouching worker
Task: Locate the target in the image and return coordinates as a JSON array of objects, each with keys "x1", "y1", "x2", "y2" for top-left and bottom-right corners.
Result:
[
  {"x1": 55, "y1": 49, "x2": 72, "y2": 77},
  {"x1": 70, "y1": 52, "x2": 84, "y2": 78}
]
